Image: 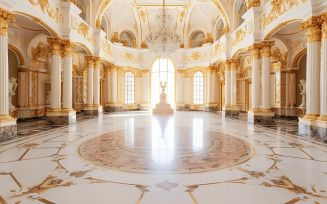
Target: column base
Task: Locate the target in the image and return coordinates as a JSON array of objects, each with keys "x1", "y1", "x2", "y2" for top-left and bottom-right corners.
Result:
[
  {"x1": 46, "y1": 110, "x2": 76, "y2": 125},
  {"x1": 222, "y1": 106, "x2": 240, "y2": 118},
  {"x1": 104, "y1": 104, "x2": 123, "y2": 112},
  {"x1": 205, "y1": 104, "x2": 218, "y2": 112},
  {"x1": 0, "y1": 115, "x2": 17, "y2": 142},
  {"x1": 140, "y1": 104, "x2": 151, "y2": 111},
  {"x1": 298, "y1": 117, "x2": 327, "y2": 143},
  {"x1": 248, "y1": 110, "x2": 275, "y2": 124},
  {"x1": 84, "y1": 105, "x2": 103, "y2": 115}
]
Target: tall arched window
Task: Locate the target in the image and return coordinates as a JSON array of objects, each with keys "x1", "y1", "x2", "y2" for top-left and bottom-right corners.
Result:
[
  {"x1": 151, "y1": 58, "x2": 175, "y2": 108},
  {"x1": 193, "y1": 71, "x2": 203, "y2": 104},
  {"x1": 124, "y1": 72, "x2": 134, "y2": 104}
]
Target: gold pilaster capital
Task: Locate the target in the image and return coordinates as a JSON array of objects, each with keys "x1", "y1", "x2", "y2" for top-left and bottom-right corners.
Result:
[
  {"x1": 47, "y1": 37, "x2": 62, "y2": 56},
  {"x1": 249, "y1": 43, "x2": 262, "y2": 59},
  {"x1": 93, "y1": 56, "x2": 102, "y2": 69},
  {"x1": 141, "y1": 69, "x2": 149, "y2": 74},
  {"x1": 0, "y1": 7, "x2": 15, "y2": 37},
  {"x1": 301, "y1": 16, "x2": 321, "y2": 43},
  {"x1": 229, "y1": 59, "x2": 239, "y2": 70},
  {"x1": 245, "y1": 0, "x2": 260, "y2": 10},
  {"x1": 320, "y1": 13, "x2": 327, "y2": 40},
  {"x1": 224, "y1": 60, "x2": 231, "y2": 71},
  {"x1": 85, "y1": 56, "x2": 95, "y2": 68},
  {"x1": 177, "y1": 69, "x2": 184, "y2": 74},
  {"x1": 260, "y1": 41, "x2": 275, "y2": 58},
  {"x1": 61, "y1": 39, "x2": 75, "y2": 57}
]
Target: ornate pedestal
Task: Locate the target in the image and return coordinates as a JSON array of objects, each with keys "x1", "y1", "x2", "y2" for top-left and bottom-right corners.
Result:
[
  {"x1": 85, "y1": 105, "x2": 103, "y2": 115},
  {"x1": 299, "y1": 117, "x2": 327, "y2": 142},
  {"x1": 0, "y1": 115, "x2": 17, "y2": 142},
  {"x1": 222, "y1": 106, "x2": 240, "y2": 117},
  {"x1": 248, "y1": 110, "x2": 275, "y2": 124},
  {"x1": 104, "y1": 104, "x2": 123, "y2": 112},
  {"x1": 46, "y1": 110, "x2": 76, "y2": 125},
  {"x1": 152, "y1": 82, "x2": 174, "y2": 114}
]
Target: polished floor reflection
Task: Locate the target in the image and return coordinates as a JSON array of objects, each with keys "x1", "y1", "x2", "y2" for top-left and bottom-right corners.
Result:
[{"x1": 0, "y1": 112, "x2": 327, "y2": 203}]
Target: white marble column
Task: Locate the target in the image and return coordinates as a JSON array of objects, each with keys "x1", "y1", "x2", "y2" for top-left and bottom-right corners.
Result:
[
  {"x1": 206, "y1": 67, "x2": 212, "y2": 105},
  {"x1": 301, "y1": 17, "x2": 321, "y2": 119},
  {"x1": 176, "y1": 69, "x2": 184, "y2": 105},
  {"x1": 141, "y1": 69, "x2": 150, "y2": 110},
  {"x1": 211, "y1": 68, "x2": 218, "y2": 104},
  {"x1": 105, "y1": 67, "x2": 111, "y2": 104},
  {"x1": 224, "y1": 61, "x2": 231, "y2": 107},
  {"x1": 85, "y1": 56, "x2": 94, "y2": 106},
  {"x1": 249, "y1": 43, "x2": 261, "y2": 111},
  {"x1": 261, "y1": 41, "x2": 275, "y2": 112},
  {"x1": 319, "y1": 18, "x2": 327, "y2": 121},
  {"x1": 61, "y1": 40, "x2": 75, "y2": 111},
  {"x1": 47, "y1": 38, "x2": 62, "y2": 111},
  {"x1": 230, "y1": 59, "x2": 239, "y2": 108},
  {"x1": 93, "y1": 57, "x2": 101, "y2": 106},
  {"x1": 110, "y1": 66, "x2": 118, "y2": 104}
]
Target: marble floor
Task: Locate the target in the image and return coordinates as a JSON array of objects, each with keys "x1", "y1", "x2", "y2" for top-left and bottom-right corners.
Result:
[{"x1": 0, "y1": 111, "x2": 327, "y2": 204}]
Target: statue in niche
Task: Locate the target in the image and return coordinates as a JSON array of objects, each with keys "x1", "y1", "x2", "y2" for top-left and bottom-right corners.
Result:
[
  {"x1": 160, "y1": 81, "x2": 167, "y2": 103},
  {"x1": 9, "y1": 77, "x2": 17, "y2": 110},
  {"x1": 299, "y1": 79, "x2": 306, "y2": 107}
]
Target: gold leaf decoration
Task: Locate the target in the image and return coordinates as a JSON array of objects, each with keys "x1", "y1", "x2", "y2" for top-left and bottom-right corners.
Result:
[{"x1": 28, "y1": 0, "x2": 63, "y2": 24}]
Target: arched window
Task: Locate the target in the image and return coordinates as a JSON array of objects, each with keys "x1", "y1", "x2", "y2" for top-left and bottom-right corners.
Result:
[
  {"x1": 124, "y1": 72, "x2": 134, "y2": 104},
  {"x1": 193, "y1": 71, "x2": 203, "y2": 104}
]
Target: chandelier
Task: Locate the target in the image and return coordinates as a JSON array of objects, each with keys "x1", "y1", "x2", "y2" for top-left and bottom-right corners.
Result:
[{"x1": 145, "y1": 0, "x2": 182, "y2": 56}]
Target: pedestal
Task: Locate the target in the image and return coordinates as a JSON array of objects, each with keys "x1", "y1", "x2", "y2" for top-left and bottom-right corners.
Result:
[
  {"x1": 0, "y1": 115, "x2": 17, "y2": 142},
  {"x1": 104, "y1": 104, "x2": 123, "y2": 112},
  {"x1": 152, "y1": 103, "x2": 174, "y2": 114},
  {"x1": 222, "y1": 106, "x2": 240, "y2": 117},
  {"x1": 205, "y1": 104, "x2": 218, "y2": 112},
  {"x1": 84, "y1": 105, "x2": 103, "y2": 115},
  {"x1": 248, "y1": 110, "x2": 275, "y2": 124},
  {"x1": 298, "y1": 117, "x2": 327, "y2": 142},
  {"x1": 46, "y1": 110, "x2": 76, "y2": 125}
]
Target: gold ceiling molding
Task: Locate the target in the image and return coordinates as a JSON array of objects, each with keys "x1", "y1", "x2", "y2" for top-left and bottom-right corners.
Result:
[
  {"x1": 28, "y1": 0, "x2": 63, "y2": 24},
  {"x1": 210, "y1": 0, "x2": 230, "y2": 34},
  {"x1": 264, "y1": 19, "x2": 302, "y2": 40},
  {"x1": 8, "y1": 44, "x2": 25, "y2": 65},
  {"x1": 96, "y1": 0, "x2": 112, "y2": 29},
  {"x1": 14, "y1": 11, "x2": 59, "y2": 37},
  {"x1": 231, "y1": 25, "x2": 247, "y2": 47},
  {"x1": 292, "y1": 48, "x2": 306, "y2": 67},
  {"x1": 260, "y1": 0, "x2": 304, "y2": 30}
]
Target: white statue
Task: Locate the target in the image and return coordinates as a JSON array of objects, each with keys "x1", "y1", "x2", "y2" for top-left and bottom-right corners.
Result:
[
  {"x1": 153, "y1": 81, "x2": 174, "y2": 114},
  {"x1": 299, "y1": 79, "x2": 306, "y2": 107},
  {"x1": 9, "y1": 77, "x2": 17, "y2": 110},
  {"x1": 160, "y1": 81, "x2": 167, "y2": 103}
]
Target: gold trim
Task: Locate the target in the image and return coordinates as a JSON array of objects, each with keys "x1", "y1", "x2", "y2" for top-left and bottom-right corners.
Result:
[
  {"x1": 75, "y1": 42, "x2": 92, "y2": 55},
  {"x1": 318, "y1": 115, "x2": 327, "y2": 121},
  {"x1": 8, "y1": 44, "x2": 25, "y2": 65},
  {"x1": 292, "y1": 48, "x2": 307, "y2": 67},
  {"x1": 264, "y1": 19, "x2": 302, "y2": 40},
  {"x1": 303, "y1": 114, "x2": 320, "y2": 120},
  {"x1": 0, "y1": 196, "x2": 8, "y2": 204}
]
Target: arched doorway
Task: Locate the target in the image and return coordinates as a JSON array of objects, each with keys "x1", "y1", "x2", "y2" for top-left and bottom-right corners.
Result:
[{"x1": 151, "y1": 57, "x2": 175, "y2": 108}]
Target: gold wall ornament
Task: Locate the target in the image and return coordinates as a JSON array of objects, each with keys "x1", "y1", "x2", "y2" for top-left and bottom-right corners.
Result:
[
  {"x1": 231, "y1": 25, "x2": 247, "y2": 47},
  {"x1": 249, "y1": 43, "x2": 261, "y2": 59},
  {"x1": 119, "y1": 52, "x2": 142, "y2": 63},
  {"x1": 32, "y1": 41, "x2": 51, "y2": 61},
  {"x1": 260, "y1": 41, "x2": 275, "y2": 58},
  {"x1": 260, "y1": 0, "x2": 299, "y2": 30},
  {"x1": 271, "y1": 47, "x2": 288, "y2": 64},
  {"x1": 101, "y1": 40, "x2": 111, "y2": 57},
  {"x1": 245, "y1": 0, "x2": 260, "y2": 10},
  {"x1": 229, "y1": 59, "x2": 239, "y2": 70},
  {"x1": 61, "y1": 40, "x2": 75, "y2": 57},
  {"x1": 73, "y1": 19, "x2": 94, "y2": 44},
  {"x1": 180, "y1": 43, "x2": 184, "y2": 48},
  {"x1": 184, "y1": 52, "x2": 206, "y2": 62},
  {"x1": 179, "y1": 10, "x2": 185, "y2": 23},
  {"x1": 111, "y1": 32, "x2": 120, "y2": 43},
  {"x1": 47, "y1": 37, "x2": 62, "y2": 55},
  {"x1": 205, "y1": 33, "x2": 214, "y2": 44},
  {"x1": 28, "y1": 0, "x2": 63, "y2": 24},
  {"x1": 140, "y1": 10, "x2": 147, "y2": 23},
  {"x1": 301, "y1": 16, "x2": 321, "y2": 43},
  {"x1": 215, "y1": 43, "x2": 222, "y2": 54},
  {"x1": 0, "y1": 7, "x2": 15, "y2": 37},
  {"x1": 225, "y1": 60, "x2": 231, "y2": 71},
  {"x1": 222, "y1": 25, "x2": 230, "y2": 34},
  {"x1": 141, "y1": 41, "x2": 148, "y2": 48}
]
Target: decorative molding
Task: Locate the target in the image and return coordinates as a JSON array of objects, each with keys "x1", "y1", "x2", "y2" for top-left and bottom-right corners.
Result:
[
  {"x1": 28, "y1": 0, "x2": 63, "y2": 24},
  {"x1": 0, "y1": 7, "x2": 15, "y2": 37},
  {"x1": 231, "y1": 25, "x2": 247, "y2": 47}
]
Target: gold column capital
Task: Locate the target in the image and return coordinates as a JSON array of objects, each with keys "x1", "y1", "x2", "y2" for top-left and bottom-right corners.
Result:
[
  {"x1": 249, "y1": 43, "x2": 262, "y2": 59},
  {"x1": 261, "y1": 41, "x2": 275, "y2": 58},
  {"x1": 85, "y1": 56, "x2": 95, "y2": 68},
  {"x1": 47, "y1": 37, "x2": 62, "y2": 56},
  {"x1": 110, "y1": 65, "x2": 118, "y2": 72},
  {"x1": 245, "y1": 0, "x2": 260, "y2": 10},
  {"x1": 320, "y1": 13, "x2": 327, "y2": 40},
  {"x1": 229, "y1": 59, "x2": 239, "y2": 70},
  {"x1": 61, "y1": 39, "x2": 75, "y2": 57},
  {"x1": 301, "y1": 16, "x2": 321, "y2": 43},
  {"x1": 225, "y1": 60, "x2": 231, "y2": 71},
  {"x1": 0, "y1": 7, "x2": 15, "y2": 37},
  {"x1": 93, "y1": 56, "x2": 102, "y2": 69}
]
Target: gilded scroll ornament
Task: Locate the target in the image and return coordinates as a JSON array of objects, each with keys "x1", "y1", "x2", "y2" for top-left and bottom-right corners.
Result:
[
  {"x1": 260, "y1": 0, "x2": 299, "y2": 30},
  {"x1": 205, "y1": 33, "x2": 214, "y2": 44},
  {"x1": 28, "y1": 0, "x2": 63, "y2": 24},
  {"x1": 73, "y1": 20, "x2": 94, "y2": 44},
  {"x1": 301, "y1": 16, "x2": 321, "y2": 43},
  {"x1": 32, "y1": 42, "x2": 50, "y2": 61},
  {"x1": 231, "y1": 25, "x2": 247, "y2": 47},
  {"x1": 271, "y1": 48, "x2": 288, "y2": 63},
  {"x1": 101, "y1": 40, "x2": 111, "y2": 57},
  {"x1": 0, "y1": 7, "x2": 15, "y2": 37},
  {"x1": 47, "y1": 38, "x2": 61, "y2": 55}
]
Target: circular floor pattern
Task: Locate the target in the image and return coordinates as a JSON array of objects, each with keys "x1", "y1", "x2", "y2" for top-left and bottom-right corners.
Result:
[{"x1": 79, "y1": 127, "x2": 254, "y2": 173}]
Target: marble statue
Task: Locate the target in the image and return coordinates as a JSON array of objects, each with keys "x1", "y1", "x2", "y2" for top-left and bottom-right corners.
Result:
[
  {"x1": 153, "y1": 81, "x2": 174, "y2": 114},
  {"x1": 9, "y1": 77, "x2": 17, "y2": 110},
  {"x1": 299, "y1": 79, "x2": 306, "y2": 107}
]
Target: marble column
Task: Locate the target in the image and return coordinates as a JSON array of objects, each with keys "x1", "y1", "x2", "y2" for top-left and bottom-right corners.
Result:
[
  {"x1": 210, "y1": 67, "x2": 218, "y2": 112},
  {"x1": 205, "y1": 67, "x2": 213, "y2": 112},
  {"x1": 224, "y1": 61, "x2": 231, "y2": 107},
  {"x1": 104, "y1": 66, "x2": 111, "y2": 111},
  {"x1": 141, "y1": 69, "x2": 150, "y2": 111},
  {"x1": 106, "y1": 65, "x2": 122, "y2": 112},
  {"x1": 176, "y1": 69, "x2": 185, "y2": 111},
  {"x1": 223, "y1": 59, "x2": 239, "y2": 117},
  {"x1": 261, "y1": 41, "x2": 275, "y2": 112},
  {"x1": 319, "y1": 16, "x2": 327, "y2": 121},
  {"x1": 0, "y1": 8, "x2": 16, "y2": 141},
  {"x1": 299, "y1": 16, "x2": 324, "y2": 139},
  {"x1": 84, "y1": 56, "x2": 97, "y2": 115},
  {"x1": 93, "y1": 57, "x2": 101, "y2": 107}
]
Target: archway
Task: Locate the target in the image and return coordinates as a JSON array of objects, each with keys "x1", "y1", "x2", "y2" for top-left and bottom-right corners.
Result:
[{"x1": 151, "y1": 57, "x2": 175, "y2": 108}]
